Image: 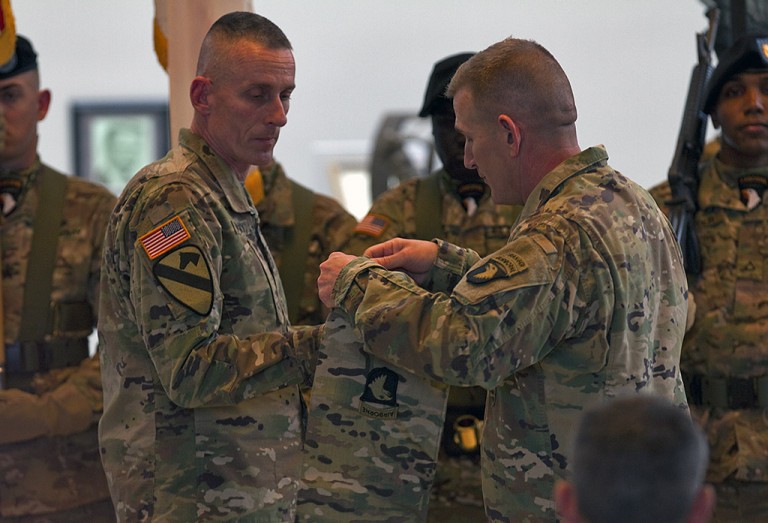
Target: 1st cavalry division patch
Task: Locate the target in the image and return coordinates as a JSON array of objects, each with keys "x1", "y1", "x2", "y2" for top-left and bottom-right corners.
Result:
[{"x1": 153, "y1": 245, "x2": 213, "y2": 315}]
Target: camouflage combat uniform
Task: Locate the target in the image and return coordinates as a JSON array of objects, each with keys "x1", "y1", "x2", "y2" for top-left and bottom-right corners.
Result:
[
  {"x1": 329, "y1": 146, "x2": 689, "y2": 522},
  {"x1": 651, "y1": 158, "x2": 768, "y2": 521},
  {"x1": 98, "y1": 129, "x2": 319, "y2": 522},
  {"x1": 256, "y1": 161, "x2": 356, "y2": 326},
  {"x1": 0, "y1": 160, "x2": 116, "y2": 522},
  {"x1": 343, "y1": 169, "x2": 521, "y2": 521},
  {"x1": 344, "y1": 169, "x2": 519, "y2": 257}
]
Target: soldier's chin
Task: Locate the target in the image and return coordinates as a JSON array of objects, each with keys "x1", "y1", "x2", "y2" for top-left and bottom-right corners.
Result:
[{"x1": 252, "y1": 151, "x2": 275, "y2": 168}]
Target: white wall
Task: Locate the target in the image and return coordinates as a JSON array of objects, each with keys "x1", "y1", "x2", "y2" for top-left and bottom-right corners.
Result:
[{"x1": 14, "y1": 0, "x2": 709, "y2": 205}]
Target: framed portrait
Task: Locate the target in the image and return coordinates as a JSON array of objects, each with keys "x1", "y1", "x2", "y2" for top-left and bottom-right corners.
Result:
[{"x1": 71, "y1": 101, "x2": 170, "y2": 195}]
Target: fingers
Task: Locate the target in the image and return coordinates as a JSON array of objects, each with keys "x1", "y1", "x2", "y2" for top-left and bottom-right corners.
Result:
[{"x1": 318, "y1": 252, "x2": 356, "y2": 308}]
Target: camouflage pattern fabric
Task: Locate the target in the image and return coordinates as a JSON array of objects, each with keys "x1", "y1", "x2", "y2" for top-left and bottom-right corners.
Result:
[
  {"x1": 298, "y1": 308, "x2": 449, "y2": 522},
  {"x1": 331, "y1": 146, "x2": 690, "y2": 522},
  {"x1": 651, "y1": 158, "x2": 768, "y2": 517},
  {"x1": 343, "y1": 169, "x2": 520, "y2": 521},
  {"x1": 98, "y1": 129, "x2": 320, "y2": 522},
  {"x1": 0, "y1": 160, "x2": 115, "y2": 520},
  {"x1": 344, "y1": 169, "x2": 519, "y2": 257},
  {"x1": 256, "y1": 161, "x2": 357, "y2": 326}
]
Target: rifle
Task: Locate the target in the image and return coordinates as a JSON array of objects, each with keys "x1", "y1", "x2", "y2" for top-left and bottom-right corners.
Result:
[{"x1": 666, "y1": 8, "x2": 719, "y2": 276}]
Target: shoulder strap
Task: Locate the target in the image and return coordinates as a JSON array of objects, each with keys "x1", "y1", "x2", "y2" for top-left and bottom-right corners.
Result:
[
  {"x1": 279, "y1": 180, "x2": 315, "y2": 324},
  {"x1": 19, "y1": 166, "x2": 67, "y2": 343},
  {"x1": 414, "y1": 172, "x2": 443, "y2": 241}
]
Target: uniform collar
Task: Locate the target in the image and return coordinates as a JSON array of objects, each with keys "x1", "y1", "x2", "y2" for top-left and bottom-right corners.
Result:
[
  {"x1": 178, "y1": 129, "x2": 254, "y2": 215},
  {"x1": 519, "y1": 145, "x2": 609, "y2": 220}
]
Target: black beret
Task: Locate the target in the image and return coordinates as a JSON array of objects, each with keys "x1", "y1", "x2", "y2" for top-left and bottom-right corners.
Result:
[
  {"x1": 704, "y1": 34, "x2": 768, "y2": 114},
  {"x1": 418, "y1": 52, "x2": 474, "y2": 117},
  {"x1": 0, "y1": 35, "x2": 38, "y2": 80}
]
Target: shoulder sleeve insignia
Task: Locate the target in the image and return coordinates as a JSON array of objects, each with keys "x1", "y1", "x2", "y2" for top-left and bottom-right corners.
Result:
[
  {"x1": 353, "y1": 214, "x2": 390, "y2": 238},
  {"x1": 140, "y1": 216, "x2": 191, "y2": 260},
  {"x1": 152, "y1": 245, "x2": 213, "y2": 315},
  {"x1": 358, "y1": 367, "x2": 400, "y2": 419},
  {"x1": 466, "y1": 253, "x2": 528, "y2": 284}
]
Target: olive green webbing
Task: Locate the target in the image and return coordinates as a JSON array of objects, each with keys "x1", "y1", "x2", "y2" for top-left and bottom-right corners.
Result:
[
  {"x1": 19, "y1": 166, "x2": 66, "y2": 343},
  {"x1": 414, "y1": 172, "x2": 443, "y2": 241},
  {"x1": 279, "y1": 180, "x2": 315, "y2": 324}
]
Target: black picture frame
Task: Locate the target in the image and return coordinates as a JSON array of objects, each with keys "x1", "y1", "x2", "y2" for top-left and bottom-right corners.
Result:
[{"x1": 71, "y1": 101, "x2": 170, "y2": 195}]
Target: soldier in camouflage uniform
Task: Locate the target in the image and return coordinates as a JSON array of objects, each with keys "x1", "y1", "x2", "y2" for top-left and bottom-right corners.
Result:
[
  {"x1": 319, "y1": 38, "x2": 689, "y2": 522},
  {"x1": 0, "y1": 35, "x2": 116, "y2": 523},
  {"x1": 247, "y1": 160, "x2": 357, "y2": 326},
  {"x1": 649, "y1": 34, "x2": 768, "y2": 521},
  {"x1": 344, "y1": 53, "x2": 521, "y2": 522},
  {"x1": 98, "y1": 13, "x2": 318, "y2": 522}
]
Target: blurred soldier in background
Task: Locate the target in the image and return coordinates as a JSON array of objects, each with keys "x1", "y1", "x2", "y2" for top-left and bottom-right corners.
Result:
[
  {"x1": 344, "y1": 52, "x2": 521, "y2": 521},
  {"x1": 0, "y1": 35, "x2": 116, "y2": 522},
  {"x1": 245, "y1": 161, "x2": 357, "y2": 326},
  {"x1": 650, "y1": 34, "x2": 768, "y2": 521}
]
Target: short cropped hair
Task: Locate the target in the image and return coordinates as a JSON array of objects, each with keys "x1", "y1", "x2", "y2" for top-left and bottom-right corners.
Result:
[
  {"x1": 196, "y1": 11, "x2": 292, "y2": 77},
  {"x1": 447, "y1": 37, "x2": 576, "y2": 130},
  {"x1": 572, "y1": 395, "x2": 709, "y2": 523}
]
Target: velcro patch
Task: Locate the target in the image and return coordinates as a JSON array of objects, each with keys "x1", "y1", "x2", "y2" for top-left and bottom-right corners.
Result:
[
  {"x1": 359, "y1": 367, "x2": 400, "y2": 419},
  {"x1": 140, "y1": 216, "x2": 190, "y2": 260},
  {"x1": 466, "y1": 253, "x2": 528, "y2": 284},
  {"x1": 153, "y1": 245, "x2": 213, "y2": 315},
  {"x1": 354, "y1": 214, "x2": 390, "y2": 238}
]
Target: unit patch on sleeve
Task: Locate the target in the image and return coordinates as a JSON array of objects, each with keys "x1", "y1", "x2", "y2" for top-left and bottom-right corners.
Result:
[
  {"x1": 140, "y1": 216, "x2": 191, "y2": 260},
  {"x1": 466, "y1": 252, "x2": 528, "y2": 284},
  {"x1": 152, "y1": 245, "x2": 213, "y2": 315},
  {"x1": 358, "y1": 367, "x2": 400, "y2": 419}
]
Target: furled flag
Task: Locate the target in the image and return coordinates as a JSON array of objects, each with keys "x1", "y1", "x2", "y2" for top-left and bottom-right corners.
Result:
[{"x1": 0, "y1": 0, "x2": 15, "y2": 68}]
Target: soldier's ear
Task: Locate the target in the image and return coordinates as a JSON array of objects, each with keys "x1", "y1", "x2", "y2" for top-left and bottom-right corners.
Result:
[
  {"x1": 190, "y1": 76, "x2": 212, "y2": 115},
  {"x1": 498, "y1": 114, "x2": 521, "y2": 157},
  {"x1": 37, "y1": 89, "x2": 51, "y2": 121}
]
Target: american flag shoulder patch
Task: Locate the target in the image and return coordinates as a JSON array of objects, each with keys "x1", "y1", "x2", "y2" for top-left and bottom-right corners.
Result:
[
  {"x1": 140, "y1": 216, "x2": 191, "y2": 260},
  {"x1": 354, "y1": 213, "x2": 390, "y2": 237}
]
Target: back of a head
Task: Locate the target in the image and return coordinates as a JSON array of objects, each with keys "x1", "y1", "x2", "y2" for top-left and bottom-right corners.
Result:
[
  {"x1": 196, "y1": 11, "x2": 292, "y2": 77},
  {"x1": 572, "y1": 396, "x2": 708, "y2": 523},
  {"x1": 446, "y1": 38, "x2": 577, "y2": 133}
]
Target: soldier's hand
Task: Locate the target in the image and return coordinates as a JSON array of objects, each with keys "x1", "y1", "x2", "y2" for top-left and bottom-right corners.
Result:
[
  {"x1": 318, "y1": 251, "x2": 358, "y2": 308},
  {"x1": 365, "y1": 238, "x2": 437, "y2": 284}
]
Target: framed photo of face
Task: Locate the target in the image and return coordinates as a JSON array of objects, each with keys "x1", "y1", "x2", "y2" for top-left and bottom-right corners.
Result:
[{"x1": 71, "y1": 101, "x2": 170, "y2": 195}]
